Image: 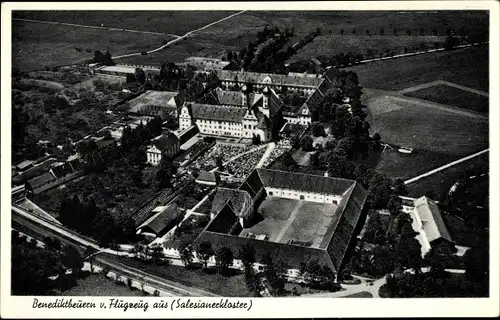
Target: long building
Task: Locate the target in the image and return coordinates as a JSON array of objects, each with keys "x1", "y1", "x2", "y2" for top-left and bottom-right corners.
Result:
[
  {"x1": 179, "y1": 85, "x2": 283, "y2": 142},
  {"x1": 194, "y1": 168, "x2": 368, "y2": 272}
]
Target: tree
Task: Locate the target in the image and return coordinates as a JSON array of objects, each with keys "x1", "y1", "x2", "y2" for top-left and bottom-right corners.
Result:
[
  {"x1": 363, "y1": 211, "x2": 387, "y2": 245},
  {"x1": 197, "y1": 241, "x2": 214, "y2": 270},
  {"x1": 393, "y1": 178, "x2": 407, "y2": 196},
  {"x1": 239, "y1": 243, "x2": 256, "y2": 271},
  {"x1": 252, "y1": 134, "x2": 261, "y2": 145},
  {"x1": 300, "y1": 136, "x2": 314, "y2": 151},
  {"x1": 380, "y1": 28, "x2": 385, "y2": 36},
  {"x1": 180, "y1": 246, "x2": 194, "y2": 267},
  {"x1": 150, "y1": 244, "x2": 166, "y2": 266},
  {"x1": 215, "y1": 247, "x2": 234, "y2": 275},
  {"x1": 135, "y1": 68, "x2": 146, "y2": 85},
  {"x1": 311, "y1": 122, "x2": 326, "y2": 137},
  {"x1": 464, "y1": 245, "x2": 489, "y2": 282},
  {"x1": 156, "y1": 156, "x2": 177, "y2": 189},
  {"x1": 387, "y1": 195, "x2": 402, "y2": 216},
  {"x1": 61, "y1": 245, "x2": 83, "y2": 273},
  {"x1": 396, "y1": 231, "x2": 422, "y2": 273},
  {"x1": 126, "y1": 73, "x2": 136, "y2": 83}
]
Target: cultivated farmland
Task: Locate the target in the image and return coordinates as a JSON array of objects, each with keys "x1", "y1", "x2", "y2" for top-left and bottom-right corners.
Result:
[
  {"x1": 12, "y1": 20, "x2": 168, "y2": 72},
  {"x1": 348, "y1": 46, "x2": 489, "y2": 92},
  {"x1": 403, "y1": 84, "x2": 489, "y2": 114}
]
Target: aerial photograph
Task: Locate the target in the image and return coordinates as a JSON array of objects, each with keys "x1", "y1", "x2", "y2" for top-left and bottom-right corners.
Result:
[{"x1": 10, "y1": 9, "x2": 490, "y2": 299}]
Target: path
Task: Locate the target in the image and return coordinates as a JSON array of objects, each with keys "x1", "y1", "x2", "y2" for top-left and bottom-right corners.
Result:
[
  {"x1": 404, "y1": 149, "x2": 489, "y2": 185},
  {"x1": 256, "y1": 142, "x2": 276, "y2": 168},
  {"x1": 299, "y1": 275, "x2": 386, "y2": 298},
  {"x1": 274, "y1": 200, "x2": 303, "y2": 243},
  {"x1": 399, "y1": 80, "x2": 489, "y2": 97},
  {"x1": 113, "y1": 10, "x2": 246, "y2": 59},
  {"x1": 13, "y1": 18, "x2": 179, "y2": 37}
]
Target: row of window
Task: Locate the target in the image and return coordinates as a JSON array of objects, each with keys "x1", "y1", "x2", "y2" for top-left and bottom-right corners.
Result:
[{"x1": 267, "y1": 190, "x2": 339, "y2": 204}]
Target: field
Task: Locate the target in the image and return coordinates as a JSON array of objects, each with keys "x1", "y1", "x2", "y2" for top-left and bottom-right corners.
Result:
[
  {"x1": 348, "y1": 46, "x2": 489, "y2": 92},
  {"x1": 370, "y1": 96, "x2": 488, "y2": 180},
  {"x1": 288, "y1": 35, "x2": 445, "y2": 63},
  {"x1": 61, "y1": 274, "x2": 145, "y2": 296},
  {"x1": 403, "y1": 84, "x2": 489, "y2": 113},
  {"x1": 12, "y1": 20, "x2": 168, "y2": 72},
  {"x1": 406, "y1": 151, "x2": 489, "y2": 201},
  {"x1": 14, "y1": 11, "x2": 239, "y2": 35}
]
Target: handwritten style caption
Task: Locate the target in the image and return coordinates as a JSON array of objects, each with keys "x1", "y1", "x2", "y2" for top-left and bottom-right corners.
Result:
[{"x1": 32, "y1": 298, "x2": 253, "y2": 312}]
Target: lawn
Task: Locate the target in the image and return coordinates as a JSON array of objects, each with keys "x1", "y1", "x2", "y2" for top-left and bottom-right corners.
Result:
[
  {"x1": 106, "y1": 256, "x2": 253, "y2": 297},
  {"x1": 61, "y1": 274, "x2": 145, "y2": 296},
  {"x1": 348, "y1": 46, "x2": 489, "y2": 92},
  {"x1": 371, "y1": 96, "x2": 488, "y2": 180},
  {"x1": 406, "y1": 152, "x2": 489, "y2": 201},
  {"x1": 258, "y1": 197, "x2": 298, "y2": 220},
  {"x1": 404, "y1": 84, "x2": 489, "y2": 113},
  {"x1": 12, "y1": 20, "x2": 167, "y2": 72}
]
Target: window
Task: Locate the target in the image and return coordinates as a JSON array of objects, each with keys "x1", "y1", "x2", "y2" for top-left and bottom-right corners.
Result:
[
  {"x1": 269, "y1": 191, "x2": 273, "y2": 196},
  {"x1": 300, "y1": 195, "x2": 304, "y2": 200},
  {"x1": 332, "y1": 200, "x2": 338, "y2": 205}
]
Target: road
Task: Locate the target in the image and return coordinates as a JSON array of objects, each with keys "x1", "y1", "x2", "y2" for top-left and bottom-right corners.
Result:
[
  {"x1": 11, "y1": 206, "x2": 218, "y2": 296},
  {"x1": 113, "y1": 10, "x2": 246, "y2": 59},
  {"x1": 404, "y1": 149, "x2": 489, "y2": 185},
  {"x1": 13, "y1": 18, "x2": 179, "y2": 37},
  {"x1": 399, "y1": 80, "x2": 489, "y2": 97}
]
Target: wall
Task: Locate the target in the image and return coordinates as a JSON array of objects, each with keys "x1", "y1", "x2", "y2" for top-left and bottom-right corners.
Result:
[{"x1": 264, "y1": 187, "x2": 342, "y2": 204}]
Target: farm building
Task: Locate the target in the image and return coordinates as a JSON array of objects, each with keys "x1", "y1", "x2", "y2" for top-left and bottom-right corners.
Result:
[
  {"x1": 400, "y1": 196, "x2": 455, "y2": 256},
  {"x1": 94, "y1": 64, "x2": 160, "y2": 78},
  {"x1": 194, "y1": 168, "x2": 368, "y2": 272},
  {"x1": 137, "y1": 203, "x2": 185, "y2": 237},
  {"x1": 128, "y1": 90, "x2": 185, "y2": 119},
  {"x1": 146, "y1": 132, "x2": 180, "y2": 166},
  {"x1": 182, "y1": 57, "x2": 231, "y2": 71},
  {"x1": 16, "y1": 160, "x2": 34, "y2": 172},
  {"x1": 26, "y1": 172, "x2": 56, "y2": 193}
]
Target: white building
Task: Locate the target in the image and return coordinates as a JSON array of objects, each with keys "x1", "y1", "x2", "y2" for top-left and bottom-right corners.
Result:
[
  {"x1": 400, "y1": 196, "x2": 455, "y2": 257},
  {"x1": 179, "y1": 85, "x2": 282, "y2": 142},
  {"x1": 146, "y1": 133, "x2": 180, "y2": 166}
]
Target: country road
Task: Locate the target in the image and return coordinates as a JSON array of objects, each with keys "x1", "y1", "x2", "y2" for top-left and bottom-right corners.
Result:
[
  {"x1": 13, "y1": 17, "x2": 180, "y2": 37},
  {"x1": 399, "y1": 80, "x2": 489, "y2": 97},
  {"x1": 404, "y1": 149, "x2": 489, "y2": 185},
  {"x1": 113, "y1": 10, "x2": 246, "y2": 59}
]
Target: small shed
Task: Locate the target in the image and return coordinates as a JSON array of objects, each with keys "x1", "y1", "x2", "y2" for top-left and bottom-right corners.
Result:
[{"x1": 138, "y1": 203, "x2": 185, "y2": 237}]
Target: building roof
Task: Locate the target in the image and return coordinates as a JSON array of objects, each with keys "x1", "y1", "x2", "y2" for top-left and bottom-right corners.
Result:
[
  {"x1": 98, "y1": 65, "x2": 136, "y2": 74},
  {"x1": 16, "y1": 160, "x2": 34, "y2": 171},
  {"x1": 151, "y1": 132, "x2": 179, "y2": 152},
  {"x1": 128, "y1": 90, "x2": 180, "y2": 113},
  {"x1": 414, "y1": 196, "x2": 453, "y2": 243},
  {"x1": 211, "y1": 187, "x2": 253, "y2": 218},
  {"x1": 215, "y1": 70, "x2": 323, "y2": 88},
  {"x1": 189, "y1": 103, "x2": 248, "y2": 123},
  {"x1": 27, "y1": 172, "x2": 56, "y2": 190},
  {"x1": 196, "y1": 171, "x2": 219, "y2": 184},
  {"x1": 255, "y1": 168, "x2": 354, "y2": 196},
  {"x1": 140, "y1": 203, "x2": 184, "y2": 235}
]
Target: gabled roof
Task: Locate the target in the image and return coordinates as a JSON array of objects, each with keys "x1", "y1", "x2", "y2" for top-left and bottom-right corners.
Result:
[
  {"x1": 215, "y1": 70, "x2": 323, "y2": 88},
  {"x1": 255, "y1": 168, "x2": 354, "y2": 196},
  {"x1": 141, "y1": 203, "x2": 183, "y2": 235},
  {"x1": 27, "y1": 172, "x2": 56, "y2": 189},
  {"x1": 267, "y1": 88, "x2": 283, "y2": 120},
  {"x1": 151, "y1": 132, "x2": 179, "y2": 151},
  {"x1": 211, "y1": 187, "x2": 253, "y2": 218},
  {"x1": 414, "y1": 196, "x2": 453, "y2": 243},
  {"x1": 189, "y1": 103, "x2": 247, "y2": 123}
]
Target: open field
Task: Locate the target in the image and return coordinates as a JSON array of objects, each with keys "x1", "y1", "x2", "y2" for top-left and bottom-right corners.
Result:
[
  {"x1": 403, "y1": 84, "x2": 489, "y2": 114},
  {"x1": 119, "y1": 13, "x2": 270, "y2": 66},
  {"x1": 60, "y1": 274, "x2": 145, "y2": 296},
  {"x1": 348, "y1": 46, "x2": 489, "y2": 92},
  {"x1": 12, "y1": 20, "x2": 167, "y2": 72},
  {"x1": 371, "y1": 96, "x2": 488, "y2": 180},
  {"x1": 406, "y1": 152, "x2": 488, "y2": 201},
  {"x1": 14, "y1": 11, "x2": 239, "y2": 35},
  {"x1": 288, "y1": 35, "x2": 445, "y2": 63}
]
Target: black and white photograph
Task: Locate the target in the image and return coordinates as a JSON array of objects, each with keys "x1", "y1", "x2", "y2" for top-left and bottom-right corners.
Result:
[{"x1": 1, "y1": 1, "x2": 499, "y2": 318}]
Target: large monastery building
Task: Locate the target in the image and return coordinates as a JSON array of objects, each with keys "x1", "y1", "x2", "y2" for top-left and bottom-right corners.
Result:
[{"x1": 194, "y1": 168, "x2": 368, "y2": 272}]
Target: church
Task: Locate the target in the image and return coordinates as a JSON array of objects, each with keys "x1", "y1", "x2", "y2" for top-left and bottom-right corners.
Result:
[{"x1": 179, "y1": 85, "x2": 284, "y2": 142}]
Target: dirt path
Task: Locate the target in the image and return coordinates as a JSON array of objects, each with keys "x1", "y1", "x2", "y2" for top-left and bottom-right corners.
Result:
[
  {"x1": 274, "y1": 200, "x2": 303, "y2": 243},
  {"x1": 13, "y1": 17, "x2": 179, "y2": 37},
  {"x1": 404, "y1": 149, "x2": 489, "y2": 185},
  {"x1": 399, "y1": 80, "x2": 489, "y2": 97},
  {"x1": 113, "y1": 10, "x2": 246, "y2": 59}
]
